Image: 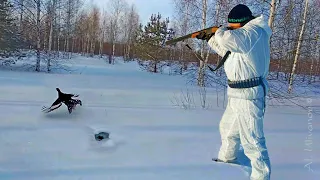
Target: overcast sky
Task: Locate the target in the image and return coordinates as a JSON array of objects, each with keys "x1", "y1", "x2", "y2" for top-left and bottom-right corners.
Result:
[{"x1": 85, "y1": 0, "x2": 174, "y2": 25}]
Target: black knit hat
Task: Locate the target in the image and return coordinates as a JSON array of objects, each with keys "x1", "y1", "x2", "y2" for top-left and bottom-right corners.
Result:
[{"x1": 228, "y1": 4, "x2": 253, "y2": 23}]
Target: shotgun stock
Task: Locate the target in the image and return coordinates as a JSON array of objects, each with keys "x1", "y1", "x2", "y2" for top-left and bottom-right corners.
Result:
[{"x1": 165, "y1": 26, "x2": 220, "y2": 45}]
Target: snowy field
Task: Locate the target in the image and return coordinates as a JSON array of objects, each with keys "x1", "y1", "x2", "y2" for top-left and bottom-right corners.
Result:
[{"x1": 0, "y1": 55, "x2": 319, "y2": 180}]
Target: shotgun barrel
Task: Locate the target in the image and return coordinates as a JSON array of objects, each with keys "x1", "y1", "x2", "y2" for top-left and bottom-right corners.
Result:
[{"x1": 165, "y1": 26, "x2": 220, "y2": 45}]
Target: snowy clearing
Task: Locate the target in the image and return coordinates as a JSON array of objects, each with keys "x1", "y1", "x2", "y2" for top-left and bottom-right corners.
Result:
[{"x1": 0, "y1": 56, "x2": 319, "y2": 180}]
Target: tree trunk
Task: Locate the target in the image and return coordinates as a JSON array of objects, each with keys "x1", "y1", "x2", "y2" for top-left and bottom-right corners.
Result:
[
  {"x1": 57, "y1": 2, "x2": 62, "y2": 58},
  {"x1": 109, "y1": 37, "x2": 113, "y2": 64},
  {"x1": 66, "y1": 0, "x2": 71, "y2": 58},
  {"x1": 19, "y1": 0, "x2": 24, "y2": 32},
  {"x1": 64, "y1": 38, "x2": 67, "y2": 55},
  {"x1": 316, "y1": 37, "x2": 320, "y2": 82},
  {"x1": 112, "y1": 43, "x2": 115, "y2": 64},
  {"x1": 67, "y1": 37, "x2": 71, "y2": 59},
  {"x1": 90, "y1": 39, "x2": 94, "y2": 56},
  {"x1": 57, "y1": 24, "x2": 60, "y2": 56},
  {"x1": 87, "y1": 38, "x2": 90, "y2": 55},
  {"x1": 126, "y1": 43, "x2": 131, "y2": 60},
  {"x1": 180, "y1": 2, "x2": 189, "y2": 71},
  {"x1": 43, "y1": 22, "x2": 47, "y2": 51},
  {"x1": 288, "y1": 0, "x2": 309, "y2": 93},
  {"x1": 99, "y1": 31, "x2": 104, "y2": 58},
  {"x1": 268, "y1": 0, "x2": 277, "y2": 30},
  {"x1": 35, "y1": 0, "x2": 41, "y2": 72},
  {"x1": 197, "y1": 0, "x2": 207, "y2": 87},
  {"x1": 82, "y1": 37, "x2": 86, "y2": 55},
  {"x1": 48, "y1": 0, "x2": 56, "y2": 72},
  {"x1": 68, "y1": 37, "x2": 73, "y2": 58},
  {"x1": 308, "y1": 19, "x2": 317, "y2": 83},
  {"x1": 72, "y1": 37, "x2": 75, "y2": 54}
]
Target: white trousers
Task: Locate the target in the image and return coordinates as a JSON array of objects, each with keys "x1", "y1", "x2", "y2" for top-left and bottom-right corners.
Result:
[{"x1": 218, "y1": 97, "x2": 271, "y2": 180}]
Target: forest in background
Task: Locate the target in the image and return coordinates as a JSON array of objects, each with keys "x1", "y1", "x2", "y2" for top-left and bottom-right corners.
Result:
[{"x1": 0, "y1": 0, "x2": 319, "y2": 93}]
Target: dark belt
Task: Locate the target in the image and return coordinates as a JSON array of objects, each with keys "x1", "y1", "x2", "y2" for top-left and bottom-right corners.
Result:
[
  {"x1": 228, "y1": 76, "x2": 267, "y2": 112},
  {"x1": 228, "y1": 77, "x2": 266, "y2": 96},
  {"x1": 228, "y1": 77, "x2": 262, "y2": 88}
]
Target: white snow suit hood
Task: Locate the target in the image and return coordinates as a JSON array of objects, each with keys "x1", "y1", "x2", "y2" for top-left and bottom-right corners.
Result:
[{"x1": 208, "y1": 15, "x2": 272, "y2": 100}]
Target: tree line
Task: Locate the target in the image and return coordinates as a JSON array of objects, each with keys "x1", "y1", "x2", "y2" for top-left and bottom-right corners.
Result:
[{"x1": 0, "y1": 0, "x2": 319, "y2": 92}]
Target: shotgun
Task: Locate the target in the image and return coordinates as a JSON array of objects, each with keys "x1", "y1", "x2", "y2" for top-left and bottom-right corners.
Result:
[
  {"x1": 165, "y1": 26, "x2": 220, "y2": 45},
  {"x1": 165, "y1": 25, "x2": 231, "y2": 72}
]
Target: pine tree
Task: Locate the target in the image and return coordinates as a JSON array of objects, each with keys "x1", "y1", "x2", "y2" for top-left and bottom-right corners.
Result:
[
  {"x1": 0, "y1": 0, "x2": 19, "y2": 52},
  {"x1": 135, "y1": 13, "x2": 170, "y2": 73}
]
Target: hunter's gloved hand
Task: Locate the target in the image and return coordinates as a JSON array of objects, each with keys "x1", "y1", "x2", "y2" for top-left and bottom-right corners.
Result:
[{"x1": 196, "y1": 31, "x2": 213, "y2": 42}]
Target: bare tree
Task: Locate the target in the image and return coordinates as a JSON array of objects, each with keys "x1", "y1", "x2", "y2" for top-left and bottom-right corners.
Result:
[
  {"x1": 288, "y1": 0, "x2": 309, "y2": 93},
  {"x1": 35, "y1": 0, "x2": 41, "y2": 71},
  {"x1": 123, "y1": 4, "x2": 139, "y2": 61},
  {"x1": 88, "y1": 6, "x2": 100, "y2": 56},
  {"x1": 74, "y1": 10, "x2": 88, "y2": 55},
  {"x1": 171, "y1": 0, "x2": 193, "y2": 72},
  {"x1": 47, "y1": 0, "x2": 56, "y2": 72},
  {"x1": 106, "y1": 0, "x2": 128, "y2": 64},
  {"x1": 99, "y1": 9, "x2": 107, "y2": 58},
  {"x1": 173, "y1": 0, "x2": 212, "y2": 86},
  {"x1": 197, "y1": 0, "x2": 208, "y2": 87},
  {"x1": 19, "y1": 0, "x2": 24, "y2": 32},
  {"x1": 62, "y1": 0, "x2": 82, "y2": 58},
  {"x1": 10, "y1": 0, "x2": 48, "y2": 71}
]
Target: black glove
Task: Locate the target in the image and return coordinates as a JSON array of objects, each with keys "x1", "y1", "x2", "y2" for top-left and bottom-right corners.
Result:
[{"x1": 196, "y1": 31, "x2": 214, "y2": 42}]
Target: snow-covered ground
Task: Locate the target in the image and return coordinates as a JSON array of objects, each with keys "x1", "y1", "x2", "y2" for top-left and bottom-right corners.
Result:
[{"x1": 0, "y1": 55, "x2": 319, "y2": 180}]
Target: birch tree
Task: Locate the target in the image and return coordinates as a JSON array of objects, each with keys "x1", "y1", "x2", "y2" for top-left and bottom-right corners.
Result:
[
  {"x1": 106, "y1": 0, "x2": 128, "y2": 64},
  {"x1": 123, "y1": 4, "x2": 139, "y2": 61},
  {"x1": 171, "y1": 0, "x2": 192, "y2": 72},
  {"x1": 99, "y1": 9, "x2": 107, "y2": 58},
  {"x1": 62, "y1": 0, "x2": 81, "y2": 58},
  {"x1": 173, "y1": 0, "x2": 212, "y2": 86},
  {"x1": 268, "y1": 0, "x2": 277, "y2": 30},
  {"x1": 89, "y1": 6, "x2": 100, "y2": 56},
  {"x1": 18, "y1": 0, "x2": 24, "y2": 32},
  {"x1": 10, "y1": 0, "x2": 45, "y2": 71},
  {"x1": 35, "y1": 0, "x2": 41, "y2": 71},
  {"x1": 288, "y1": 0, "x2": 309, "y2": 93},
  {"x1": 74, "y1": 10, "x2": 88, "y2": 55},
  {"x1": 47, "y1": 0, "x2": 56, "y2": 72},
  {"x1": 197, "y1": 0, "x2": 208, "y2": 87}
]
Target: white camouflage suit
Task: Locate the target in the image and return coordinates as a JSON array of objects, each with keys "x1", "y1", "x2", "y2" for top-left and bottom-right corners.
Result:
[{"x1": 208, "y1": 15, "x2": 271, "y2": 180}]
